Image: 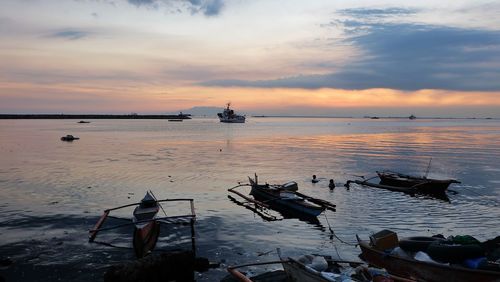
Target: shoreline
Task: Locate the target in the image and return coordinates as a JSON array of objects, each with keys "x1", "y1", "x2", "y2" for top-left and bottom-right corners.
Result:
[{"x1": 0, "y1": 114, "x2": 191, "y2": 119}]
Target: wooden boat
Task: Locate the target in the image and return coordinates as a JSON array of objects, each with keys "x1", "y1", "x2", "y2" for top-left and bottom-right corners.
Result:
[
  {"x1": 89, "y1": 191, "x2": 196, "y2": 258},
  {"x1": 250, "y1": 184, "x2": 323, "y2": 217},
  {"x1": 345, "y1": 179, "x2": 417, "y2": 195},
  {"x1": 282, "y1": 256, "x2": 363, "y2": 282},
  {"x1": 132, "y1": 192, "x2": 161, "y2": 258},
  {"x1": 228, "y1": 175, "x2": 335, "y2": 219},
  {"x1": 250, "y1": 175, "x2": 335, "y2": 217},
  {"x1": 357, "y1": 234, "x2": 500, "y2": 282},
  {"x1": 377, "y1": 170, "x2": 460, "y2": 194},
  {"x1": 60, "y1": 134, "x2": 79, "y2": 141},
  {"x1": 226, "y1": 253, "x2": 410, "y2": 282},
  {"x1": 282, "y1": 257, "x2": 415, "y2": 282}
]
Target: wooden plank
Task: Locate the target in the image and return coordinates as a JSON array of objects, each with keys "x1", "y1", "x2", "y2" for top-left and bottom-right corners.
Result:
[{"x1": 89, "y1": 210, "x2": 110, "y2": 242}]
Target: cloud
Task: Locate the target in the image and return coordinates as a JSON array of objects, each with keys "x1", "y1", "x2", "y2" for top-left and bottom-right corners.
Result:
[
  {"x1": 190, "y1": 0, "x2": 224, "y2": 16},
  {"x1": 339, "y1": 7, "x2": 418, "y2": 18},
  {"x1": 127, "y1": 0, "x2": 224, "y2": 16},
  {"x1": 128, "y1": 0, "x2": 155, "y2": 6},
  {"x1": 47, "y1": 29, "x2": 91, "y2": 40},
  {"x1": 201, "y1": 11, "x2": 500, "y2": 91}
]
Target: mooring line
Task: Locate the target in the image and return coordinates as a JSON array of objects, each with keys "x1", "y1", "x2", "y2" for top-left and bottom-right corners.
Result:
[{"x1": 323, "y1": 214, "x2": 358, "y2": 246}]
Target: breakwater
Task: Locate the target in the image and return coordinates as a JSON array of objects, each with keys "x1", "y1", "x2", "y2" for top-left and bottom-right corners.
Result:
[{"x1": 0, "y1": 114, "x2": 191, "y2": 119}]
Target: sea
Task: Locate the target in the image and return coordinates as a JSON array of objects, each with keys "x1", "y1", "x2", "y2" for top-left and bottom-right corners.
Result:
[{"x1": 0, "y1": 117, "x2": 499, "y2": 281}]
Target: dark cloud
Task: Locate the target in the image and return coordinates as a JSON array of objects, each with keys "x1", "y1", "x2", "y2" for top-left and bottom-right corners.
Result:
[
  {"x1": 201, "y1": 21, "x2": 500, "y2": 91},
  {"x1": 127, "y1": 0, "x2": 224, "y2": 16},
  {"x1": 47, "y1": 30, "x2": 90, "y2": 40},
  {"x1": 198, "y1": 0, "x2": 224, "y2": 16}
]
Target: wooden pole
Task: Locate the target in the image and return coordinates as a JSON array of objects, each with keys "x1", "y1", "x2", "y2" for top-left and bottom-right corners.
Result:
[
  {"x1": 227, "y1": 268, "x2": 253, "y2": 282},
  {"x1": 228, "y1": 188, "x2": 270, "y2": 209},
  {"x1": 294, "y1": 191, "x2": 336, "y2": 210},
  {"x1": 89, "y1": 210, "x2": 110, "y2": 242}
]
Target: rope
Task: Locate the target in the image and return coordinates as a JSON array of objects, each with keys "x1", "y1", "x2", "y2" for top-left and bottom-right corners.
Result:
[
  {"x1": 459, "y1": 186, "x2": 500, "y2": 205},
  {"x1": 323, "y1": 214, "x2": 358, "y2": 246},
  {"x1": 149, "y1": 190, "x2": 168, "y2": 217}
]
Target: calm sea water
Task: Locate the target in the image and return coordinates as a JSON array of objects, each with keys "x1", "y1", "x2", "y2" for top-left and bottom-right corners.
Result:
[{"x1": 0, "y1": 118, "x2": 499, "y2": 281}]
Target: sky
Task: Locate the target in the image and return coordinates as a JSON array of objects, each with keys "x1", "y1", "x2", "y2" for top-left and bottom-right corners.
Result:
[{"x1": 0, "y1": 0, "x2": 499, "y2": 117}]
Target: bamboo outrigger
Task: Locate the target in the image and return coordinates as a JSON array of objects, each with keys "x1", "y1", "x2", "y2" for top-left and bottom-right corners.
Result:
[
  {"x1": 228, "y1": 174, "x2": 336, "y2": 219},
  {"x1": 89, "y1": 191, "x2": 196, "y2": 258}
]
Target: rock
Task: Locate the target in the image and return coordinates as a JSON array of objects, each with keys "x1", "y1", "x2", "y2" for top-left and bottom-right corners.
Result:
[
  {"x1": 103, "y1": 250, "x2": 213, "y2": 282},
  {"x1": 0, "y1": 258, "x2": 13, "y2": 267}
]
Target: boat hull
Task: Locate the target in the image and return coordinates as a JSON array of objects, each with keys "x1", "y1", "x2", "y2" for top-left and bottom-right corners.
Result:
[
  {"x1": 250, "y1": 186, "x2": 324, "y2": 217},
  {"x1": 218, "y1": 117, "x2": 245, "y2": 123},
  {"x1": 133, "y1": 221, "x2": 160, "y2": 258},
  {"x1": 358, "y1": 240, "x2": 500, "y2": 282},
  {"x1": 282, "y1": 260, "x2": 331, "y2": 282},
  {"x1": 217, "y1": 104, "x2": 246, "y2": 123},
  {"x1": 377, "y1": 172, "x2": 458, "y2": 195}
]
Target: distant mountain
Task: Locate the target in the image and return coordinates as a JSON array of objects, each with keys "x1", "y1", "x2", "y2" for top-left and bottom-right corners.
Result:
[{"x1": 170, "y1": 106, "x2": 223, "y2": 117}]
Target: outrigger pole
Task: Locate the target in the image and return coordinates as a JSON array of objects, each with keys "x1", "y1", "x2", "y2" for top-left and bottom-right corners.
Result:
[
  {"x1": 89, "y1": 198, "x2": 196, "y2": 243},
  {"x1": 227, "y1": 184, "x2": 271, "y2": 209},
  {"x1": 294, "y1": 191, "x2": 336, "y2": 212}
]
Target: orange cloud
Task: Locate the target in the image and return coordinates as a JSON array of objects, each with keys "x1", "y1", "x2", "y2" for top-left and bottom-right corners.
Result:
[{"x1": 1, "y1": 81, "x2": 499, "y2": 115}]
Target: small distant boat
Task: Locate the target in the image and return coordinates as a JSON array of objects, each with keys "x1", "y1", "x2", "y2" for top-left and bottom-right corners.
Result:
[
  {"x1": 228, "y1": 174, "x2": 335, "y2": 219},
  {"x1": 168, "y1": 119, "x2": 183, "y2": 122},
  {"x1": 217, "y1": 103, "x2": 245, "y2": 123},
  {"x1": 78, "y1": 120, "x2": 90, "y2": 123},
  {"x1": 357, "y1": 231, "x2": 500, "y2": 282},
  {"x1": 409, "y1": 115, "x2": 416, "y2": 120},
  {"x1": 377, "y1": 170, "x2": 460, "y2": 195},
  {"x1": 370, "y1": 117, "x2": 380, "y2": 119},
  {"x1": 89, "y1": 191, "x2": 196, "y2": 258},
  {"x1": 61, "y1": 135, "x2": 79, "y2": 141},
  {"x1": 176, "y1": 112, "x2": 191, "y2": 119}
]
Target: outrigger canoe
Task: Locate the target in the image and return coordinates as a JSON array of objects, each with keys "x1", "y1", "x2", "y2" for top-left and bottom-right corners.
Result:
[
  {"x1": 132, "y1": 192, "x2": 161, "y2": 258},
  {"x1": 356, "y1": 234, "x2": 500, "y2": 282},
  {"x1": 89, "y1": 191, "x2": 196, "y2": 258},
  {"x1": 228, "y1": 174, "x2": 335, "y2": 219},
  {"x1": 345, "y1": 179, "x2": 418, "y2": 195},
  {"x1": 377, "y1": 170, "x2": 460, "y2": 195}
]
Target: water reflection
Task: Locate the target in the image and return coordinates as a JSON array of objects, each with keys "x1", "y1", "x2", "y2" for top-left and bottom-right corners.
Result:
[
  {"x1": 0, "y1": 118, "x2": 499, "y2": 281},
  {"x1": 227, "y1": 194, "x2": 325, "y2": 229}
]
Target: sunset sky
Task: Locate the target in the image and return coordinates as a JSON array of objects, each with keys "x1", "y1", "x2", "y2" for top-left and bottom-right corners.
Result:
[{"x1": 1, "y1": 0, "x2": 499, "y2": 117}]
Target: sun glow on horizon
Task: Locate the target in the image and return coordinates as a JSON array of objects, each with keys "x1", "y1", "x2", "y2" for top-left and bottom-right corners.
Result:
[{"x1": 1, "y1": 81, "x2": 499, "y2": 117}]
